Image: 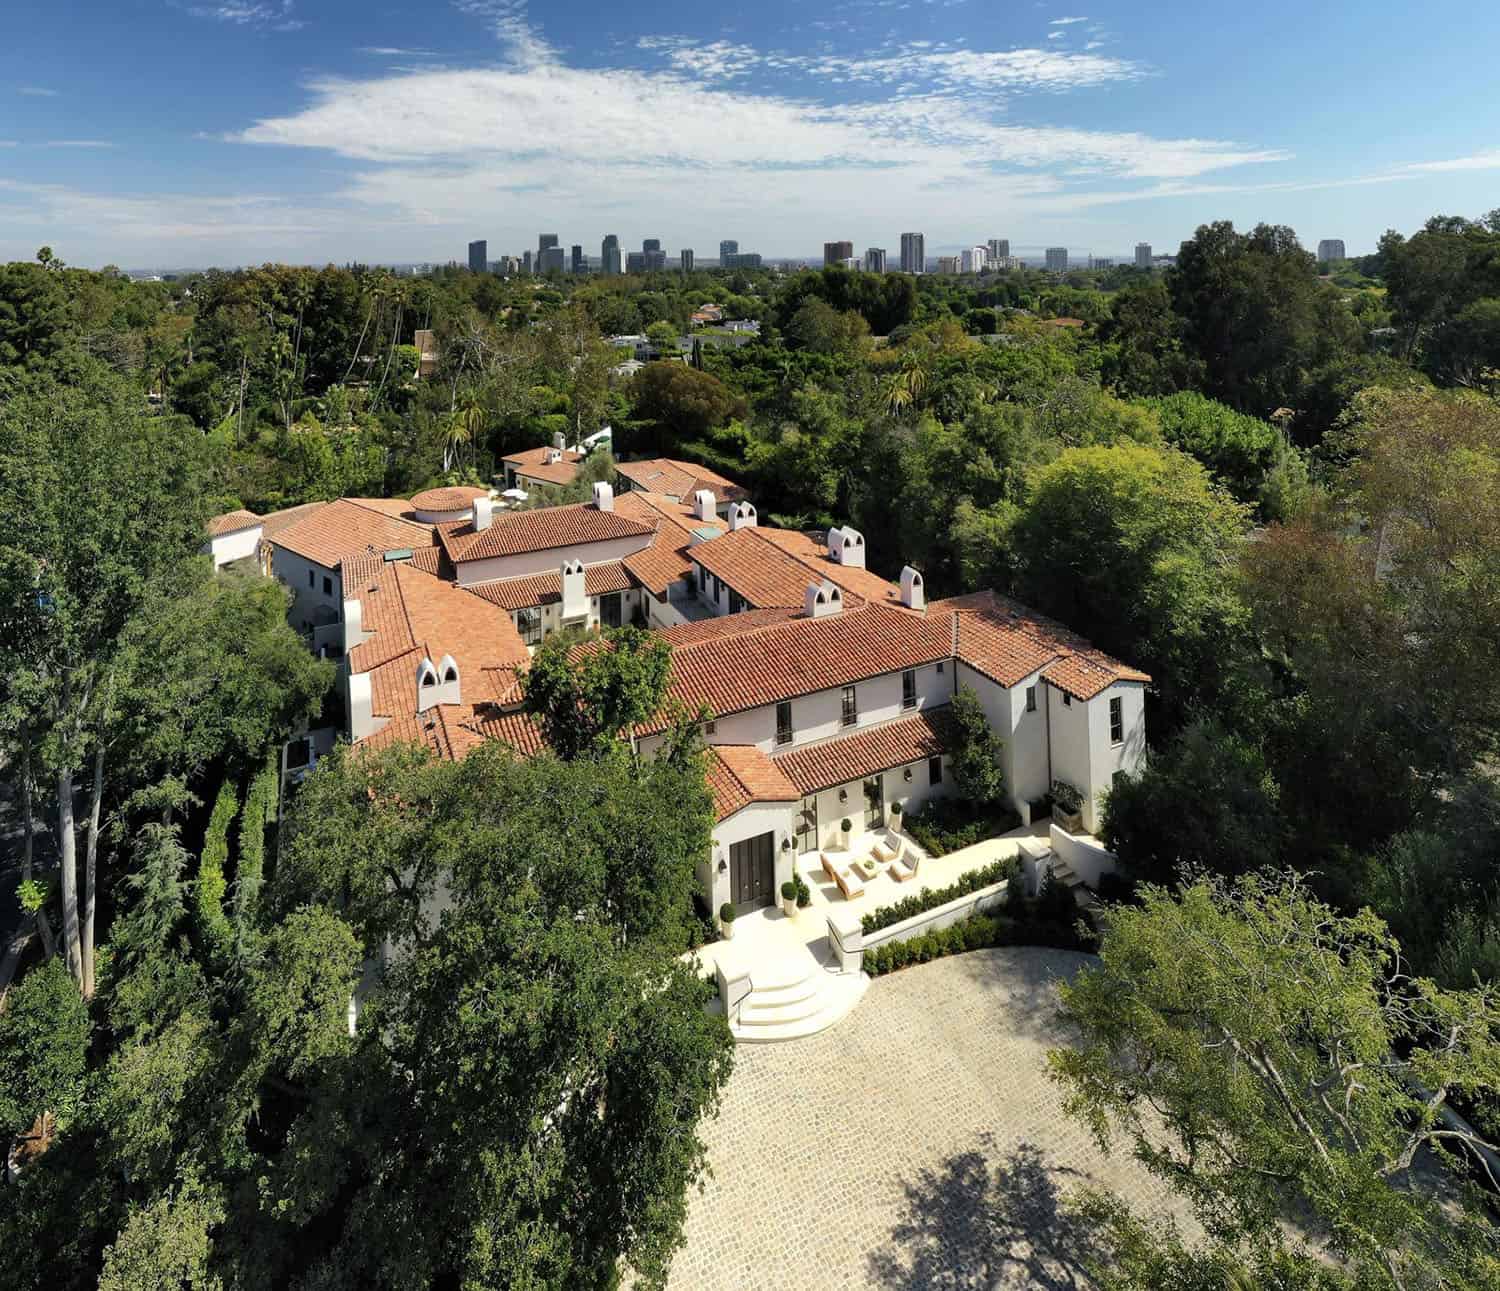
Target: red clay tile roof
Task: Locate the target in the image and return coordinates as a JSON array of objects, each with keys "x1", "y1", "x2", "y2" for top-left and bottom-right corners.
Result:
[
  {"x1": 641, "y1": 602, "x2": 952, "y2": 734},
  {"x1": 689, "y1": 526, "x2": 901, "y2": 610},
  {"x1": 503, "y1": 445, "x2": 585, "y2": 467},
  {"x1": 708, "y1": 745, "x2": 801, "y2": 821},
  {"x1": 615, "y1": 458, "x2": 748, "y2": 502},
  {"x1": 436, "y1": 502, "x2": 654, "y2": 564},
  {"x1": 939, "y1": 590, "x2": 1150, "y2": 699},
  {"x1": 349, "y1": 497, "x2": 418, "y2": 519},
  {"x1": 512, "y1": 460, "x2": 583, "y2": 487},
  {"x1": 407, "y1": 546, "x2": 449, "y2": 577},
  {"x1": 467, "y1": 561, "x2": 633, "y2": 611},
  {"x1": 257, "y1": 501, "x2": 328, "y2": 539},
  {"x1": 206, "y1": 508, "x2": 261, "y2": 537},
  {"x1": 655, "y1": 607, "x2": 799, "y2": 646},
  {"x1": 268, "y1": 498, "x2": 436, "y2": 570},
  {"x1": 503, "y1": 446, "x2": 584, "y2": 487},
  {"x1": 612, "y1": 491, "x2": 726, "y2": 594},
  {"x1": 455, "y1": 708, "x2": 547, "y2": 757},
  {"x1": 771, "y1": 709, "x2": 955, "y2": 796},
  {"x1": 411, "y1": 485, "x2": 487, "y2": 512}
]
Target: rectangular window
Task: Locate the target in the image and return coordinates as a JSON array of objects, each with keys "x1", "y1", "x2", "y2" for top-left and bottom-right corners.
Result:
[
  {"x1": 901, "y1": 669, "x2": 917, "y2": 710},
  {"x1": 841, "y1": 685, "x2": 857, "y2": 727},
  {"x1": 1109, "y1": 696, "x2": 1124, "y2": 745},
  {"x1": 704, "y1": 720, "x2": 717, "y2": 735},
  {"x1": 1062, "y1": 692, "x2": 1072, "y2": 707},
  {"x1": 928, "y1": 755, "x2": 942, "y2": 786},
  {"x1": 698, "y1": 563, "x2": 707, "y2": 592},
  {"x1": 728, "y1": 590, "x2": 745, "y2": 615},
  {"x1": 517, "y1": 607, "x2": 543, "y2": 646},
  {"x1": 1025, "y1": 685, "x2": 1037, "y2": 713},
  {"x1": 322, "y1": 575, "x2": 333, "y2": 596},
  {"x1": 307, "y1": 570, "x2": 314, "y2": 588},
  {"x1": 775, "y1": 700, "x2": 793, "y2": 746},
  {"x1": 936, "y1": 660, "x2": 945, "y2": 674}
]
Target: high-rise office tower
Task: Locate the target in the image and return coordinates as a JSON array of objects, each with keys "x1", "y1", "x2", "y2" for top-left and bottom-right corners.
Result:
[
  {"x1": 721, "y1": 251, "x2": 761, "y2": 269},
  {"x1": 601, "y1": 234, "x2": 621, "y2": 275},
  {"x1": 961, "y1": 246, "x2": 987, "y2": 274},
  {"x1": 1045, "y1": 246, "x2": 1069, "y2": 272},
  {"x1": 1135, "y1": 242, "x2": 1152, "y2": 268},
  {"x1": 1316, "y1": 239, "x2": 1346, "y2": 263},
  {"x1": 864, "y1": 247, "x2": 887, "y2": 273},
  {"x1": 642, "y1": 238, "x2": 661, "y2": 252},
  {"x1": 522, "y1": 250, "x2": 534, "y2": 275},
  {"x1": 937, "y1": 256, "x2": 961, "y2": 275},
  {"x1": 538, "y1": 234, "x2": 559, "y2": 262},
  {"x1": 626, "y1": 251, "x2": 646, "y2": 273},
  {"x1": 824, "y1": 240, "x2": 854, "y2": 267},
  {"x1": 571, "y1": 244, "x2": 585, "y2": 274},
  {"x1": 538, "y1": 246, "x2": 565, "y2": 273},
  {"x1": 899, "y1": 232, "x2": 925, "y2": 274},
  {"x1": 467, "y1": 239, "x2": 487, "y2": 273},
  {"x1": 680, "y1": 249, "x2": 695, "y2": 272},
  {"x1": 719, "y1": 239, "x2": 738, "y2": 262},
  {"x1": 640, "y1": 238, "x2": 666, "y2": 271},
  {"x1": 987, "y1": 238, "x2": 1009, "y2": 262}
]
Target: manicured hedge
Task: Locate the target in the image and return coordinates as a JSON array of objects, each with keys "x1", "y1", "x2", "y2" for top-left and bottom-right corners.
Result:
[
  {"x1": 862, "y1": 890, "x2": 1091, "y2": 976},
  {"x1": 903, "y1": 798, "x2": 1023, "y2": 857},
  {"x1": 859, "y1": 858, "x2": 1017, "y2": 935},
  {"x1": 195, "y1": 777, "x2": 238, "y2": 960}
]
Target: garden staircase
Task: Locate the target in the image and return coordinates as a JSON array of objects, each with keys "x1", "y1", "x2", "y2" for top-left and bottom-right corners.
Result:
[{"x1": 728, "y1": 945, "x2": 868, "y2": 1044}]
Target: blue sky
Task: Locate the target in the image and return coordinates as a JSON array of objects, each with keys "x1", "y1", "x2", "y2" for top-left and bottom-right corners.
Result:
[{"x1": 2, "y1": 0, "x2": 1498, "y2": 267}]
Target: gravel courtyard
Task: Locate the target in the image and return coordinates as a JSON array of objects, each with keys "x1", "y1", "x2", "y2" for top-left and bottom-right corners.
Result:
[{"x1": 666, "y1": 947, "x2": 1194, "y2": 1291}]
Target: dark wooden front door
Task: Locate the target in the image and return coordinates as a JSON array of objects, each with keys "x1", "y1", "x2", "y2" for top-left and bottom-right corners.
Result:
[
  {"x1": 729, "y1": 832, "x2": 775, "y2": 912},
  {"x1": 600, "y1": 591, "x2": 622, "y2": 628}
]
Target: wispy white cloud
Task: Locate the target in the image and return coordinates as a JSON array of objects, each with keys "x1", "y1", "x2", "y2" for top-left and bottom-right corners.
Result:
[
  {"x1": 1403, "y1": 148, "x2": 1500, "y2": 172},
  {"x1": 18, "y1": 86, "x2": 59, "y2": 97},
  {"x1": 358, "y1": 46, "x2": 439, "y2": 57},
  {"x1": 636, "y1": 37, "x2": 761, "y2": 81},
  {"x1": 183, "y1": 1, "x2": 303, "y2": 31},
  {"x1": 1050, "y1": 15, "x2": 1088, "y2": 24},
  {"x1": 45, "y1": 140, "x2": 115, "y2": 149},
  {"x1": 1047, "y1": 31, "x2": 1065, "y2": 39}
]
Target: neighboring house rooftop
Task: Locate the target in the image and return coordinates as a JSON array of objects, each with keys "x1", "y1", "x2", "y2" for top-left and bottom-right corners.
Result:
[
  {"x1": 614, "y1": 490, "x2": 727, "y2": 595},
  {"x1": 410, "y1": 485, "x2": 488, "y2": 512},
  {"x1": 502, "y1": 445, "x2": 584, "y2": 487},
  {"x1": 436, "y1": 501, "x2": 653, "y2": 564},
  {"x1": 267, "y1": 498, "x2": 436, "y2": 570},
  {"x1": 467, "y1": 561, "x2": 633, "y2": 611},
  {"x1": 257, "y1": 500, "x2": 329, "y2": 540},
  {"x1": 615, "y1": 458, "x2": 749, "y2": 502},
  {"x1": 206, "y1": 508, "x2": 261, "y2": 537},
  {"x1": 689, "y1": 526, "x2": 901, "y2": 610}
]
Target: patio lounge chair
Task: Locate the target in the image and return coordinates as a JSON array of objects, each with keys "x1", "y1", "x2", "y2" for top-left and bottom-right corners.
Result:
[
  {"x1": 871, "y1": 832, "x2": 904, "y2": 865},
  {"x1": 820, "y1": 851, "x2": 866, "y2": 901},
  {"x1": 889, "y1": 849, "x2": 919, "y2": 883}
]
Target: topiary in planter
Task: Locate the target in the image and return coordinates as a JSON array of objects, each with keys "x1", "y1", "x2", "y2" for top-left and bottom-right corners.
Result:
[
  {"x1": 719, "y1": 902, "x2": 736, "y2": 923},
  {"x1": 840, "y1": 817, "x2": 852, "y2": 834}
]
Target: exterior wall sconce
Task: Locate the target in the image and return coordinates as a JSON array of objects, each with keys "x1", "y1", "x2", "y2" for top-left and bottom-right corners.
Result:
[
  {"x1": 838, "y1": 788, "x2": 849, "y2": 803},
  {"x1": 903, "y1": 767, "x2": 913, "y2": 782}
]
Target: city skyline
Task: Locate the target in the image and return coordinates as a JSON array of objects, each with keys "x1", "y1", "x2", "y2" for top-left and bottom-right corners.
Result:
[{"x1": 3, "y1": 0, "x2": 1499, "y2": 266}]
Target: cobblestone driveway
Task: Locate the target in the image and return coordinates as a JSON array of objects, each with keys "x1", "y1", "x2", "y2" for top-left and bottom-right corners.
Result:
[{"x1": 667, "y1": 947, "x2": 1193, "y2": 1291}]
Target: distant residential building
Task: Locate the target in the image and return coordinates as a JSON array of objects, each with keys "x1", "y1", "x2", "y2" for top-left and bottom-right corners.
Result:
[
  {"x1": 992, "y1": 256, "x2": 1023, "y2": 271},
  {"x1": 1134, "y1": 242, "x2": 1152, "y2": 269},
  {"x1": 1317, "y1": 239, "x2": 1346, "y2": 263},
  {"x1": 467, "y1": 239, "x2": 487, "y2": 273},
  {"x1": 522, "y1": 250, "x2": 534, "y2": 275},
  {"x1": 681, "y1": 249, "x2": 695, "y2": 272},
  {"x1": 937, "y1": 255, "x2": 961, "y2": 275},
  {"x1": 899, "y1": 232, "x2": 925, "y2": 274},
  {"x1": 719, "y1": 239, "x2": 738, "y2": 262},
  {"x1": 824, "y1": 240, "x2": 854, "y2": 267},
  {"x1": 722, "y1": 251, "x2": 762, "y2": 270},
  {"x1": 571, "y1": 244, "x2": 585, "y2": 274},
  {"x1": 1045, "y1": 247, "x2": 1069, "y2": 272},
  {"x1": 499, "y1": 255, "x2": 522, "y2": 276},
  {"x1": 987, "y1": 238, "x2": 1009, "y2": 262},
  {"x1": 864, "y1": 247, "x2": 887, "y2": 273},
  {"x1": 626, "y1": 251, "x2": 646, "y2": 274},
  {"x1": 1091, "y1": 258, "x2": 1114, "y2": 269},
  {"x1": 538, "y1": 246, "x2": 566, "y2": 274},
  {"x1": 601, "y1": 234, "x2": 622, "y2": 276},
  {"x1": 961, "y1": 246, "x2": 987, "y2": 274}
]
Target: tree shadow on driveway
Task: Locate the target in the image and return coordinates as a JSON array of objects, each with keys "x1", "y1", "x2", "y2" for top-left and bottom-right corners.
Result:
[{"x1": 867, "y1": 1137, "x2": 1107, "y2": 1290}]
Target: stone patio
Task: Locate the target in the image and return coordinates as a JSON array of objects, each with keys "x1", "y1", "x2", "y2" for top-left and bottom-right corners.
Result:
[{"x1": 665, "y1": 947, "x2": 1197, "y2": 1291}]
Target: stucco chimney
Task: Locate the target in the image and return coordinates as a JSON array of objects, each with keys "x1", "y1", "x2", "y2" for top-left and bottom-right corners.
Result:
[
  {"x1": 552, "y1": 431, "x2": 567, "y2": 450},
  {"x1": 828, "y1": 525, "x2": 866, "y2": 568},
  {"x1": 473, "y1": 495, "x2": 494, "y2": 532},
  {"x1": 416, "y1": 656, "x2": 441, "y2": 712},
  {"x1": 561, "y1": 559, "x2": 588, "y2": 622},
  {"x1": 803, "y1": 578, "x2": 844, "y2": 619},
  {"x1": 899, "y1": 565, "x2": 925, "y2": 611},
  {"x1": 342, "y1": 595, "x2": 368, "y2": 654},
  {"x1": 348, "y1": 670, "x2": 376, "y2": 740},
  {"x1": 693, "y1": 489, "x2": 716, "y2": 522},
  {"x1": 435, "y1": 653, "x2": 460, "y2": 705},
  {"x1": 728, "y1": 501, "x2": 757, "y2": 531},
  {"x1": 592, "y1": 482, "x2": 614, "y2": 512}
]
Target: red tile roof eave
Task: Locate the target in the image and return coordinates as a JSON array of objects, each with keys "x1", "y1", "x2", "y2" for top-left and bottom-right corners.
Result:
[{"x1": 771, "y1": 710, "x2": 957, "y2": 797}]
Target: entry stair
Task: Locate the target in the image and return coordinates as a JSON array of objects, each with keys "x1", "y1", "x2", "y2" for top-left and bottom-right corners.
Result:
[{"x1": 728, "y1": 946, "x2": 867, "y2": 1044}]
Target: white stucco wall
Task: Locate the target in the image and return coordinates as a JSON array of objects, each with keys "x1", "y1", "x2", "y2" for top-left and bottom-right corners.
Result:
[
  {"x1": 509, "y1": 587, "x2": 641, "y2": 645},
  {"x1": 270, "y1": 545, "x2": 343, "y2": 634},
  {"x1": 452, "y1": 532, "x2": 653, "y2": 587},
  {"x1": 1080, "y1": 681, "x2": 1147, "y2": 831},
  {"x1": 206, "y1": 524, "x2": 262, "y2": 568},
  {"x1": 796, "y1": 756, "x2": 951, "y2": 853},
  {"x1": 706, "y1": 801, "x2": 797, "y2": 913}
]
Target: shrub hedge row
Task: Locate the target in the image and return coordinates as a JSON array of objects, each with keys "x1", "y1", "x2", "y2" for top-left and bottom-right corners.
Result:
[
  {"x1": 862, "y1": 893, "x2": 1090, "y2": 976},
  {"x1": 903, "y1": 798, "x2": 1023, "y2": 857},
  {"x1": 859, "y1": 858, "x2": 1018, "y2": 935}
]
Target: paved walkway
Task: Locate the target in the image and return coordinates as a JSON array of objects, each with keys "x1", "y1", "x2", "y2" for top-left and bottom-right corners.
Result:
[{"x1": 667, "y1": 947, "x2": 1195, "y2": 1291}]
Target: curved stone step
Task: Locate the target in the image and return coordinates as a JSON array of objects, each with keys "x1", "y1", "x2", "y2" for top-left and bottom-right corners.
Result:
[{"x1": 731, "y1": 972, "x2": 869, "y2": 1044}]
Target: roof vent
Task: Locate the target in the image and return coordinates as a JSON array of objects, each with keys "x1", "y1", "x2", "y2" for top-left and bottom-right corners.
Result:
[
  {"x1": 552, "y1": 431, "x2": 567, "y2": 450},
  {"x1": 828, "y1": 525, "x2": 866, "y2": 569},
  {"x1": 728, "y1": 501, "x2": 757, "y2": 531},
  {"x1": 804, "y1": 578, "x2": 844, "y2": 619},
  {"x1": 473, "y1": 496, "x2": 494, "y2": 532},
  {"x1": 592, "y1": 482, "x2": 614, "y2": 512},
  {"x1": 693, "y1": 489, "x2": 716, "y2": 522},
  {"x1": 546, "y1": 448, "x2": 563, "y2": 465}
]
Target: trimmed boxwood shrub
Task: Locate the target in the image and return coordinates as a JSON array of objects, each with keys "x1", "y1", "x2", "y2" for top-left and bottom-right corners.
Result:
[
  {"x1": 903, "y1": 798, "x2": 1022, "y2": 857},
  {"x1": 859, "y1": 858, "x2": 1018, "y2": 935},
  {"x1": 862, "y1": 889, "x2": 1093, "y2": 976}
]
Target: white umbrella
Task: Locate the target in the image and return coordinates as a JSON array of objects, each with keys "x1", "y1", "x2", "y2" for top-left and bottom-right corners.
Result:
[{"x1": 501, "y1": 488, "x2": 529, "y2": 501}]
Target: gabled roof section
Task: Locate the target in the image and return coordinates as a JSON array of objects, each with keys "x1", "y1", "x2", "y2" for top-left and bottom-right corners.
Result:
[
  {"x1": 708, "y1": 745, "x2": 800, "y2": 821},
  {"x1": 615, "y1": 458, "x2": 749, "y2": 502},
  {"x1": 257, "y1": 501, "x2": 328, "y2": 539},
  {"x1": 688, "y1": 526, "x2": 902, "y2": 610},
  {"x1": 641, "y1": 602, "x2": 952, "y2": 735},
  {"x1": 436, "y1": 501, "x2": 653, "y2": 564},
  {"x1": 267, "y1": 498, "x2": 435, "y2": 570},
  {"x1": 207, "y1": 508, "x2": 261, "y2": 537},
  {"x1": 467, "y1": 561, "x2": 633, "y2": 611},
  {"x1": 502, "y1": 445, "x2": 585, "y2": 468},
  {"x1": 749, "y1": 528, "x2": 906, "y2": 606},
  {"x1": 939, "y1": 590, "x2": 1151, "y2": 700},
  {"x1": 614, "y1": 490, "x2": 726, "y2": 595},
  {"x1": 772, "y1": 709, "x2": 955, "y2": 796}
]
